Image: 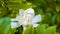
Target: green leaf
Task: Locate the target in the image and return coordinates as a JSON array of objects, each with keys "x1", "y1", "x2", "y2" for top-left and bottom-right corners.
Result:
[
  {"x1": 36, "y1": 24, "x2": 48, "y2": 34},
  {"x1": 51, "y1": 15, "x2": 56, "y2": 24},
  {"x1": 20, "y1": 2, "x2": 32, "y2": 9},
  {"x1": 44, "y1": 26, "x2": 57, "y2": 34},
  {"x1": 56, "y1": 5, "x2": 60, "y2": 12},
  {"x1": 0, "y1": 7, "x2": 7, "y2": 17},
  {"x1": 22, "y1": 26, "x2": 34, "y2": 34},
  {"x1": 43, "y1": 13, "x2": 52, "y2": 24},
  {"x1": 8, "y1": 2, "x2": 20, "y2": 10},
  {"x1": 8, "y1": 0, "x2": 21, "y2": 2},
  {"x1": 0, "y1": 17, "x2": 11, "y2": 34}
]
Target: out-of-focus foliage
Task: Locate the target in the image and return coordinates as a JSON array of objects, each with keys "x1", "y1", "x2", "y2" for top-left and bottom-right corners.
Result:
[
  {"x1": 22, "y1": 24, "x2": 57, "y2": 34},
  {"x1": 22, "y1": 26, "x2": 34, "y2": 34},
  {"x1": 0, "y1": 17, "x2": 11, "y2": 34},
  {"x1": 0, "y1": 0, "x2": 60, "y2": 34}
]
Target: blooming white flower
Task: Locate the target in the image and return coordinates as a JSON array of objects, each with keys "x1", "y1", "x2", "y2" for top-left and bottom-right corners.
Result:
[
  {"x1": 17, "y1": 8, "x2": 42, "y2": 30},
  {"x1": 16, "y1": 8, "x2": 35, "y2": 26},
  {"x1": 11, "y1": 8, "x2": 42, "y2": 31}
]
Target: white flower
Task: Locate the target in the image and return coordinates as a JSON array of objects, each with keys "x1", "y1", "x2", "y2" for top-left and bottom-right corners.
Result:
[
  {"x1": 11, "y1": 8, "x2": 42, "y2": 30},
  {"x1": 17, "y1": 8, "x2": 42, "y2": 30},
  {"x1": 17, "y1": 8, "x2": 35, "y2": 26}
]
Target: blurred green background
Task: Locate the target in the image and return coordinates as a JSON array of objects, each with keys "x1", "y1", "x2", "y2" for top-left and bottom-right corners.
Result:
[{"x1": 0, "y1": 0, "x2": 60, "y2": 34}]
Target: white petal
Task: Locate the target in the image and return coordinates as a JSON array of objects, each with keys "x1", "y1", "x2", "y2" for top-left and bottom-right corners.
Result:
[
  {"x1": 17, "y1": 9, "x2": 25, "y2": 25},
  {"x1": 23, "y1": 26, "x2": 26, "y2": 31},
  {"x1": 22, "y1": 8, "x2": 34, "y2": 26},
  {"x1": 23, "y1": 8, "x2": 35, "y2": 25},
  {"x1": 19, "y1": 9, "x2": 25, "y2": 16},
  {"x1": 32, "y1": 14, "x2": 42, "y2": 24},
  {"x1": 25, "y1": 8, "x2": 34, "y2": 14},
  {"x1": 11, "y1": 22, "x2": 20, "y2": 28},
  {"x1": 33, "y1": 24, "x2": 39, "y2": 27},
  {"x1": 16, "y1": 16, "x2": 22, "y2": 25},
  {"x1": 11, "y1": 18, "x2": 18, "y2": 21},
  {"x1": 22, "y1": 15, "x2": 29, "y2": 26}
]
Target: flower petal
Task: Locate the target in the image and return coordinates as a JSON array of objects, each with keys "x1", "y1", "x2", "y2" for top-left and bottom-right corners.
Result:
[
  {"x1": 25, "y1": 8, "x2": 34, "y2": 14},
  {"x1": 19, "y1": 9, "x2": 25, "y2": 17},
  {"x1": 32, "y1": 14, "x2": 42, "y2": 24},
  {"x1": 11, "y1": 21, "x2": 20, "y2": 28},
  {"x1": 22, "y1": 8, "x2": 35, "y2": 26},
  {"x1": 33, "y1": 24, "x2": 39, "y2": 27}
]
